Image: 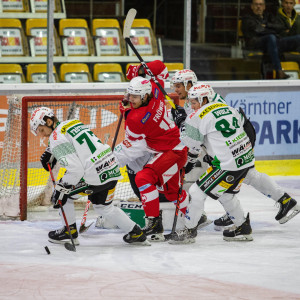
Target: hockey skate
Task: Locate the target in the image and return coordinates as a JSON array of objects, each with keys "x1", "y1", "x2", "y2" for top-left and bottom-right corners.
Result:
[
  {"x1": 168, "y1": 226, "x2": 197, "y2": 244},
  {"x1": 48, "y1": 223, "x2": 80, "y2": 245},
  {"x1": 223, "y1": 213, "x2": 253, "y2": 242},
  {"x1": 275, "y1": 193, "x2": 300, "y2": 224},
  {"x1": 145, "y1": 211, "x2": 165, "y2": 242},
  {"x1": 197, "y1": 212, "x2": 213, "y2": 229},
  {"x1": 123, "y1": 225, "x2": 151, "y2": 246},
  {"x1": 214, "y1": 213, "x2": 234, "y2": 231}
]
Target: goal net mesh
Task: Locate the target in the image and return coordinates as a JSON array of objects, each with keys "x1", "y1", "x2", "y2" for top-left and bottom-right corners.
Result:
[{"x1": 0, "y1": 94, "x2": 137, "y2": 220}]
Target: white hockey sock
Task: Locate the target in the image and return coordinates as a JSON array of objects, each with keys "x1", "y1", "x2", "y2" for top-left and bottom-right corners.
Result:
[
  {"x1": 244, "y1": 168, "x2": 284, "y2": 201},
  {"x1": 59, "y1": 199, "x2": 76, "y2": 226},
  {"x1": 185, "y1": 183, "x2": 206, "y2": 229},
  {"x1": 93, "y1": 203, "x2": 136, "y2": 233},
  {"x1": 218, "y1": 194, "x2": 245, "y2": 227}
]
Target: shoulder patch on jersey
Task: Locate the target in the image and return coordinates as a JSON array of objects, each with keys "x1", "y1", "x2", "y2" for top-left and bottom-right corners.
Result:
[
  {"x1": 122, "y1": 140, "x2": 132, "y2": 148},
  {"x1": 154, "y1": 88, "x2": 159, "y2": 99},
  {"x1": 53, "y1": 129, "x2": 58, "y2": 140},
  {"x1": 212, "y1": 107, "x2": 232, "y2": 119},
  {"x1": 141, "y1": 112, "x2": 151, "y2": 124},
  {"x1": 61, "y1": 120, "x2": 81, "y2": 134},
  {"x1": 199, "y1": 103, "x2": 227, "y2": 119}
]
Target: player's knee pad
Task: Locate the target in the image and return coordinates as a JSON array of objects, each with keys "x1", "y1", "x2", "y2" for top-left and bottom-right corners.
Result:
[
  {"x1": 188, "y1": 182, "x2": 206, "y2": 204},
  {"x1": 135, "y1": 168, "x2": 157, "y2": 188},
  {"x1": 93, "y1": 203, "x2": 114, "y2": 217}
]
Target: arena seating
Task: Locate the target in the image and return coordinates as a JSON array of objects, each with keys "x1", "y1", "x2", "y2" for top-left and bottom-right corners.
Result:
[
  {"x1": 26, "y1": 64, "x2": 59, "y2": 83},
  {"x1": 0, "y1": 64, "x2": 26, "y2": 83},
  {"x1": 92, "y1": 19, "x2": 126, "y2": 56},
  {"x1": 60, "y1": 63, "x2": 92, "y2": 82},
  {"x1": 93, "y1": 63, "x2": 125, "y2": 82}
]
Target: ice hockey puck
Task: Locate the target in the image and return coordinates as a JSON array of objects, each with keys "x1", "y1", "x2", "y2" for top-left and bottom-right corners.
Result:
[{"x1": 45, "y1": 246, "x2": 51, "y2": 255}]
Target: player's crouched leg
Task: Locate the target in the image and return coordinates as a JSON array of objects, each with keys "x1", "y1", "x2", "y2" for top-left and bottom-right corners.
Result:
[{"x1": 93, "y1": 202, "x2": 150, "y2": 246}]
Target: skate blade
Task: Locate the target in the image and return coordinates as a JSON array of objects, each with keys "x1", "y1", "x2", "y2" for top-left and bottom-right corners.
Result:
[
  {"x1": 279, "y1": 207, "x2": 300, "y2": 224},
  {"x1": 168, "y1": 238, "x2": 195, "y2": 244},
  {"x1": 223, "y1": 234, "x2": 253, "y2": 242},
  {"x1": 128, "y1": 239, "x2": 151, "y2": 246},
  {"x1": 150, "y1": 233, "x2": 165, "y2": 242},
  {"x1": 198, "y1": 219, "x2": 213, "y2": 230},
  {"x1": 79, "y1": 222, "x2": 94, "y2": 234},
  {"x1": 48, "y1": 238, "x2": 80, "y2": 246}
]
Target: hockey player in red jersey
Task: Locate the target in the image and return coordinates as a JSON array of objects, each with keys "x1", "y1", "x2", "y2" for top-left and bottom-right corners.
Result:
[{"x1": 114, "y1": 76, "x2": 189, "y2": 240}]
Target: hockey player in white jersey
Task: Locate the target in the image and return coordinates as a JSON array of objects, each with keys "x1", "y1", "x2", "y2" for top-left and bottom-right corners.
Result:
[
  {"x1": 172, "y1": 83, "x2": 255, "y2": 242},
  {"x1": 171, "y1": 76, "x2": 300, "y2": 229},
  {"x1": 30, "y1": 107, "x2": 149, "y2": 246}
]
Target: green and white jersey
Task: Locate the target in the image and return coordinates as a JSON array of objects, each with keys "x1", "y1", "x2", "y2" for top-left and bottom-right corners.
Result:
[
  {"x1": 49, "y1": 119, "x2": 122, "y2": 186},
  {"x1": 181, "y1": 102, "x2": 255, "y2": 171}
]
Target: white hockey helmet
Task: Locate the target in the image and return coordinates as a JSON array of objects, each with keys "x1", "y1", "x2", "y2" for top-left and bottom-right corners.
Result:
[
  {"x1": 127, "y1": 76, "x2": 152, "y2": 99},
  {"x1": 188, "y1": 83, "x2": 215, "y2": 105},
  {"x1": 30, "y1": 106, "x2": 54, "y2": 136},
  {"x1": 171, "y1": 69, "x2": 197, "y2": 90}
]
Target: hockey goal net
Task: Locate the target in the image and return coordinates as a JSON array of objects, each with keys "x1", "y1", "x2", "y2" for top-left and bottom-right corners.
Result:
[{"x1": 0, "y1": 94, "x2": 137, "y2": 220}]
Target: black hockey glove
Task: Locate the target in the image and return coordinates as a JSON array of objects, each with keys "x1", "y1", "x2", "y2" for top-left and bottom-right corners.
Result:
[
  {"x1": 51, "y1": 182, "x2": 72, "y2": 209},
  {"x1": 185, "y1": 152, "x2": 198, "y2": 174},
  {"x1": 203, "y1": 154, "x2": 214, "y2": 166},
  {"x1": 40, "y1": 147, "x2": 57, "y2": 172},
  {"x1": 171, "y1": 104, "x2": 187, "y2": 129}
]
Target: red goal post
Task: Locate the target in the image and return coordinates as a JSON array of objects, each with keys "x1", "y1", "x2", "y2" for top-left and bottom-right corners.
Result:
[{"x1": 0, "y1": 93, "x2": 179, "y2": 221}]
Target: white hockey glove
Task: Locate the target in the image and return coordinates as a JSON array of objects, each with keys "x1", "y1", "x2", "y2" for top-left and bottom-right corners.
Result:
[
  {"x1": 51, "y1": 182, "x2": 72, "y2": 209},
  {"x1": 40, "y1": 147, "x2": 57, "y2": 172}
]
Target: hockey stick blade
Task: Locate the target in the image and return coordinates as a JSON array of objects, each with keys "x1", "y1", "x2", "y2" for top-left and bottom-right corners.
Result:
[
  {"x1": 79, "y1": 221, "x2": 94, "y2": 234},
  {"x1": 64, "y1": 242, "x2": 76, "y2": 252},
  {"x1": 123, "y1": 8, "x2": 137, "y2": 38}
]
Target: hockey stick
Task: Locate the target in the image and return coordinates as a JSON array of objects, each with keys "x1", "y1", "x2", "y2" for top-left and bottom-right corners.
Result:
[
  {"x1": 123, "y1": 8, "x2": 176, "y2": 109},
  {"x1": 111, "y1": 114, "x2": 123, "y2": 150},
  {"x1": 48, "y1": 163, "x2": 77, "y2": 252},
  {"x1": 164, "y1": 168, "x2": 186, "y2": 241},
  {"x1": 79, "y1": 133, "x2": 110, "y2": 233}
]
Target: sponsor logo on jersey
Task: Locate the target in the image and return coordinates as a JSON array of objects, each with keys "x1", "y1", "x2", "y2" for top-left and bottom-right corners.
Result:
[
  {"x1": 199, "y1": 103, "x2": 227, "y2": 119},
  {"x1": 231, "y1": 140, "x2": 252, "y2": 157},
  {"x1": 95, "y1": 157, "x2": 115, "y2": 173},
  {"x1": 154, "y1": 88, "x2": 159, "y2": 99},
  {"x1": 58, "y1": 157, "x2": 68, "y2": 167},
  {"x1": 202, "y1": 169, "x2": 224, "y2": 189},
  {"x1": 212, "y1": 107, "x2": 232, "y2": 119},
  {"x1": 226, "y1": 175, "x2": 234, "y2": 182},
  {"x1": 218, "y1": 180, "x2": 233, "y2": 190},
  {"x1": 122, "y1": 139, "x2": 132, "y2": 148},
  {"x1": 61, "y1": 120, "x2": 81, "y2": 134},
  {"x1": 153, "y1": 101, "x2": 164, "y2": 123},
  {"x1": 225, "y1": 131, "x2": 247, "y2": 147},
  {"x1": 90, "y1": 148, "x2": 111, "y2": 163},
  {"x1": 141, "y1": 112, "x2": 151, "y2": 124},
  {"x1": 235, "y1": 149, "x2": 254, "y2": 168},
  {"x1": 99, "y1": 165, "x2": 121, "y2": 183}
]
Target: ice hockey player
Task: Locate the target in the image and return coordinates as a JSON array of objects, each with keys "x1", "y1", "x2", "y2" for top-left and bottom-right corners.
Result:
[
  {"x1": 114, "y1": 76, "x2": 192, "y2": 241},
  {"x1": 184, "y1": 84, "x2": 300, "y2": 229},
  {"x1": 30, "y1": 106, "x2": 149, "y2": 246},
  {"x1": 171, "y1": 83, "x2": 255, "y2": 243},
  {"x1": 122, "y1": 62, "x2": 210, "y2": 239},
  {"x1": 172, "y1": 80, "x2": 300, "y2": 230}
]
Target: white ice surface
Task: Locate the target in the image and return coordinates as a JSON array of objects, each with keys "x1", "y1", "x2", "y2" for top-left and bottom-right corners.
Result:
[{"x1": 0, "y1": 176, "x2": 300, "y2": 299}]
